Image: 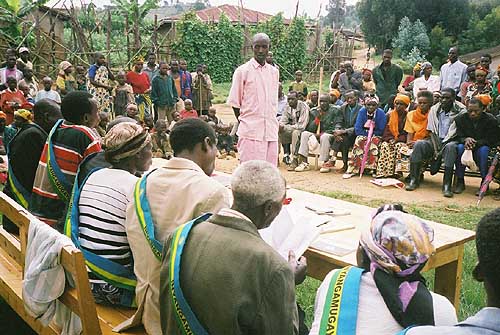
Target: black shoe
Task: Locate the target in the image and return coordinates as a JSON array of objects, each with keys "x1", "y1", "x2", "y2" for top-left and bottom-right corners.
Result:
[
  {"x1": 443, "y1": 168, "x2": 454, "y2": 198},
  {"x1": 453, "y1": 178, "x2": 465, "y2": 194},
  {"x1": 406, "y1": 162, "x2": 422, "y2": 191},
  {"x1": 282, "y1": 155, "x2": 291, "y2": 165}
]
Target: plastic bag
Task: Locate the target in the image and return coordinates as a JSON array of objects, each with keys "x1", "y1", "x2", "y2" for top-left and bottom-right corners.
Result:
[{"x1": 461, "y1": 149, "x2": 478, "y2": 171}]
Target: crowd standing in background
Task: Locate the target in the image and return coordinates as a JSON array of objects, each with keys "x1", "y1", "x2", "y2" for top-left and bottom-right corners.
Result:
[{"x1": 1, "y1": 35, "x2": 500, "y2": 335}]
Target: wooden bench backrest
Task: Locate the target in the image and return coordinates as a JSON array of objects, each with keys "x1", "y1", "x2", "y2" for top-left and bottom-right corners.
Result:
[{"x1": 0, "y1": 192, "x2": 102, "y2": 334}]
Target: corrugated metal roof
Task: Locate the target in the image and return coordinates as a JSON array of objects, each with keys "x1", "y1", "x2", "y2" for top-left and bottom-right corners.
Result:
[{"x1": 168, "y1": 4, "x2": 291, "y2": 25}]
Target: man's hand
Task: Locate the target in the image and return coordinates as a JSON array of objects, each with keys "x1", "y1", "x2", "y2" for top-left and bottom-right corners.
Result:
[
  {"x1": 288, "y1": 251, "x2": 307, "y2": 285},
  {"x1": 465, "y1": 137, "x2": 476, "y2": 150}
]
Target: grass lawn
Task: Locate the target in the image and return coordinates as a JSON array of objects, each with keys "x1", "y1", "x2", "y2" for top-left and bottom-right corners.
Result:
[{"x1": 295, "y1": 189, "x2": 492, "y2": 327}]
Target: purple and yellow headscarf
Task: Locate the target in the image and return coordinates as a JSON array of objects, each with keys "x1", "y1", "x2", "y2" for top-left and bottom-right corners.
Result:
[
  {"x1": 360, "y1": 209, "x2": 436, "y2": 327},
  {"x1": 361, "y1": 210, "x2": 435, "y2": 276}
]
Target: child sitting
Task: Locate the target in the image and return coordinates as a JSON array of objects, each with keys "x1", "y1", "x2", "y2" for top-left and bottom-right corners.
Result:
[
  {"x1": 206, "y1": 107, "x2": 235, "y2": 159},
  {"x1": 168, "y1": 111, "x2": 180, "y2": 132},
  {"x1": 76, "y1": 65, "x2": 87, "y2": 91},
  {"x1": 35, "y1": 76, "x2": 61, "y2": 104},
  {"x1": 289, "y1": 70, "x2": 308, "y2": 97},
  {"x1": 0, "y1": 76, "x2": 29, "y2": 125},
  {"x1": 113, "y1": 71, "x2": 134, "y2": 116},
  {"x1": 125, "y1": 103, "x2": 140, "y2": 122},
  {"x1": 151, "y1": 119, "x2": 173, "y2": 159},
  {"x1": 179, "y1": 99, "x2": 198, "y2": 119}
]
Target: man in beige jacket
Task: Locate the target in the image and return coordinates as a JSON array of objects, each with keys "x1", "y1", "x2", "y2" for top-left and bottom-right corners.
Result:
[{"x1": 120, "y1": 118, "x2": 231, "y2": 334}]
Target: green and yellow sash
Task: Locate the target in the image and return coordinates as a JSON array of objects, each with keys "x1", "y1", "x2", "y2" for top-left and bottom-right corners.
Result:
[
  {"x1": 319, "y1": 266, "x2": 364, "y2": 335},
  {"x1": 133, "y1": 169, "x2": 163, "y2": 261},
  {"x1": 168, "y1": 213, "x2": 212, "y2": 335},
  {"x1": 46, "y1": 119, "x2": 72, "y2": 203}
]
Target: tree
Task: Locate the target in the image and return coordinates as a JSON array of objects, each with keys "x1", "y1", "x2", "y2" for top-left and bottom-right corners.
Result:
[
  {"x1": 356, "y1": 0, "x2": 415, "y2": 51},
  {"x1": 459, "y1": 6, "x2": 500, "y2": 54},
  {"x1": 192, "y1": 0, "x2": 210, "y2": 11},
  {"x1": 428, "y1": 25, "x2": 453, "y2": 68},
  {"x1": 392, "y1": 17, "x2": 430, "y2": 61},
  {"x1": 412, "y1": 0, "x2": 470, "y2": 39},
  {"x1": 324, "y1": 0, "x2": 346, "y2": 28},
  {"x1": 0, "y1": 0, "x2": 49, "y2": 45},
  {"x1": 111, "y1": 0, "x2": 159, "y2": 51}
]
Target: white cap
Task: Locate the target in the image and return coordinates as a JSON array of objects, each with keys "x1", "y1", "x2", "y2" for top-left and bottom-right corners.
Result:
[{"x1": 18, "y1": 47, "x2": 29, "y2": 54}]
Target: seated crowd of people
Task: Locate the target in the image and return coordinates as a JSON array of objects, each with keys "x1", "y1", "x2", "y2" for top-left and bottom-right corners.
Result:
[
  {"x1": 278, "y1": 48, "x2": 500, "y2": 199},
  {"x1": 0, "y1": 44, "x2": 499, "y2": 335}
]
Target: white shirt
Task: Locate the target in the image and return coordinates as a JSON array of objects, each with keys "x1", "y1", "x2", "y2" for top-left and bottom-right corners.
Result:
[
  {"x1": 440, "y1": 60, "x2": 467, "y2": 92},
  {"x1": 309, "y1": 269, "x2": 458, "y2": 335},
  {"x1": 413, "y1": 75, "x2": 441, "y2": 97},
  {"x1": 35, "y1": 89, "x2": 61, "y2": 103}
]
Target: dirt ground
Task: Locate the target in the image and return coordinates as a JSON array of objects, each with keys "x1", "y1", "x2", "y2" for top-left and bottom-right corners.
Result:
[{"x1": 214, "y1": 103, "x2": 499, "y2": 208}]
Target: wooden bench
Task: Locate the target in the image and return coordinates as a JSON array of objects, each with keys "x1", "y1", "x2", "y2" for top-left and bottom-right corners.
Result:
[{"x1": 0, "y1": 192, "x2": 145, "y2": 334}]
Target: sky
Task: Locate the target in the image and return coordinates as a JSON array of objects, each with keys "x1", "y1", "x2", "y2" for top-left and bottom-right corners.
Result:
[{"x1": 47, "y1": 0, "x2": 358, "y2": 18}]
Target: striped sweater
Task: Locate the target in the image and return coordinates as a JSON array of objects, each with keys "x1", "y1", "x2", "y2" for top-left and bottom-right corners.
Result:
[{"x1": 30, "y1": 122, "x2": 101, "y2": 229}]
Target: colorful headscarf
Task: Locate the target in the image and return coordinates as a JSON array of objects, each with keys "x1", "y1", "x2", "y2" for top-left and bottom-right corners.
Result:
[
  {"x1": 361, "y1": 210, "x2": 435, "y2": 275},
  {"x1": 475, "y1": 94, "x2": 492, "y2": 107},
  {"x1": 330, "y1": 89, "x2": 341, "y2": 98},
  {"x1": 58, "y1": 61, "x2": 72, "y2": 76},
  {"x1": 103, "y1": 122, "x2": 151, "y2": 164},
  {"x1": 413, "y1": 62, "x2": 422, "y2": 72},
  {"x1": 364, "y1": 94, "x2": 379, "y2": 105},
  {"x1": 475, "y1": 66, "x2": 489, "y2": 76},
  {"x1": 387, "y1": 94, "x2": 410, "y2": 138},
  {"x1": 133, "y1": 56, "x2": 145, "y2": 64},
  {"x1": 362, "y1": 68, "x2": 372, "y2": 75},
  {"x1": 420, "y1": 62, "x2": 432, "y2": 71},
  {"x1": 360, "y1": 209, "x2": 436, "y2": 327},
  {"x1": 14, "y1": 109, "x2": 33, "y2": 122},
  {"x1": 410, "y1": 106, "x2": 430, "y2": 141}
]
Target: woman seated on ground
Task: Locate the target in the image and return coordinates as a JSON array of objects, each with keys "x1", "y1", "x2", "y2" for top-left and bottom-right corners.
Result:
[
  {"x1": 343, "y1": 95, "x2": 386, "y2": 179},
  {"x1": 453, "y1": 95, "x2": 499, "y2": 195},
  {"x1": 309, "y1": 205, "x2": 458, "y2": 335},
  {"x1": 66, "y1": 122, "x2": 152, "y2": 306},
  {"x1": 375, "y1": 94, "x2": 410, "y2": 178}
]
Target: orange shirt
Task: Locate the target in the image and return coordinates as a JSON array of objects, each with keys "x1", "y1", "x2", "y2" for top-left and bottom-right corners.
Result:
[
  {"x1": 179, "y1": 109, "x2": 198, "y2": 119},
  {"x1": 0, "y1": 89, "x2": 28, "y2": 125}
]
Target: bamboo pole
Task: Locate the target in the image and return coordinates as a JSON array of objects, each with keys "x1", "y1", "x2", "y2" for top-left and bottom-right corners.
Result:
[
  {"x1": 318, "y1": 66, "x2": 324, "y2": 99},
  {"x1": 153, "y1": 14, "x2": 158, "y2": 59},
  {"x1": 125, "y1": 16, "x2": 131, "y2": 67},
  {"x1": 35, "y1": 12, "x2": 41, "y2": 74},
  {"x1": 106, "y1": 9, "x2": 111, "y2": 65}
]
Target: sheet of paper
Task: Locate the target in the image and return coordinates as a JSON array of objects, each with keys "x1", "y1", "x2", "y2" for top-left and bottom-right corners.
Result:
[
  {"x1": 260, "y1": 206, "x2": 321, "y2": 260},
  {"x1": 311, "y1": 236, "x2": 358, "y2": 257}
]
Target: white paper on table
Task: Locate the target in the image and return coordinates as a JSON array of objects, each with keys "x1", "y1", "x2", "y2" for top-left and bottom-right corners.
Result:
[
  {"x1": 259, "y1": 206, "x2": 323, "y2": 260},
  {"x1": 311, "y1": 235, "x2": 358, "y2": 257}
]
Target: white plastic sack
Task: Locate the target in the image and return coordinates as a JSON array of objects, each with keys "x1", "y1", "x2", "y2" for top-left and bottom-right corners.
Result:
[{"x1": 461, "y1": 149, "x2": 478, "y2": 172}]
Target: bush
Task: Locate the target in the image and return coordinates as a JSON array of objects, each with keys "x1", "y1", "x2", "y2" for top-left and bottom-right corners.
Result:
[
  {"x1": 171, "y1": 12, "x2": 243, "y2": 83},
  {"x1": 253, "y1": 14, "x2": 309, "y2": 80}
]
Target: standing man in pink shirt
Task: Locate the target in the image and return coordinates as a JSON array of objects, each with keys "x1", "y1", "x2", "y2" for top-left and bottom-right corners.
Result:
[{"x1": 227, "y1": 33, "x2": 280, "y2": 165}]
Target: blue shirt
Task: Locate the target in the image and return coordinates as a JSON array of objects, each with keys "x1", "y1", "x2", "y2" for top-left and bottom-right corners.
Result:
[
  {"x1": 437, "y1": 109, "x2": 452, "y2": 140},
  {"x1": 407, "y1": 307, "x2": 500, "y2": 335},
  {"x1": 354, "y1": 107, "x2": 387, "y2": 137}
]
